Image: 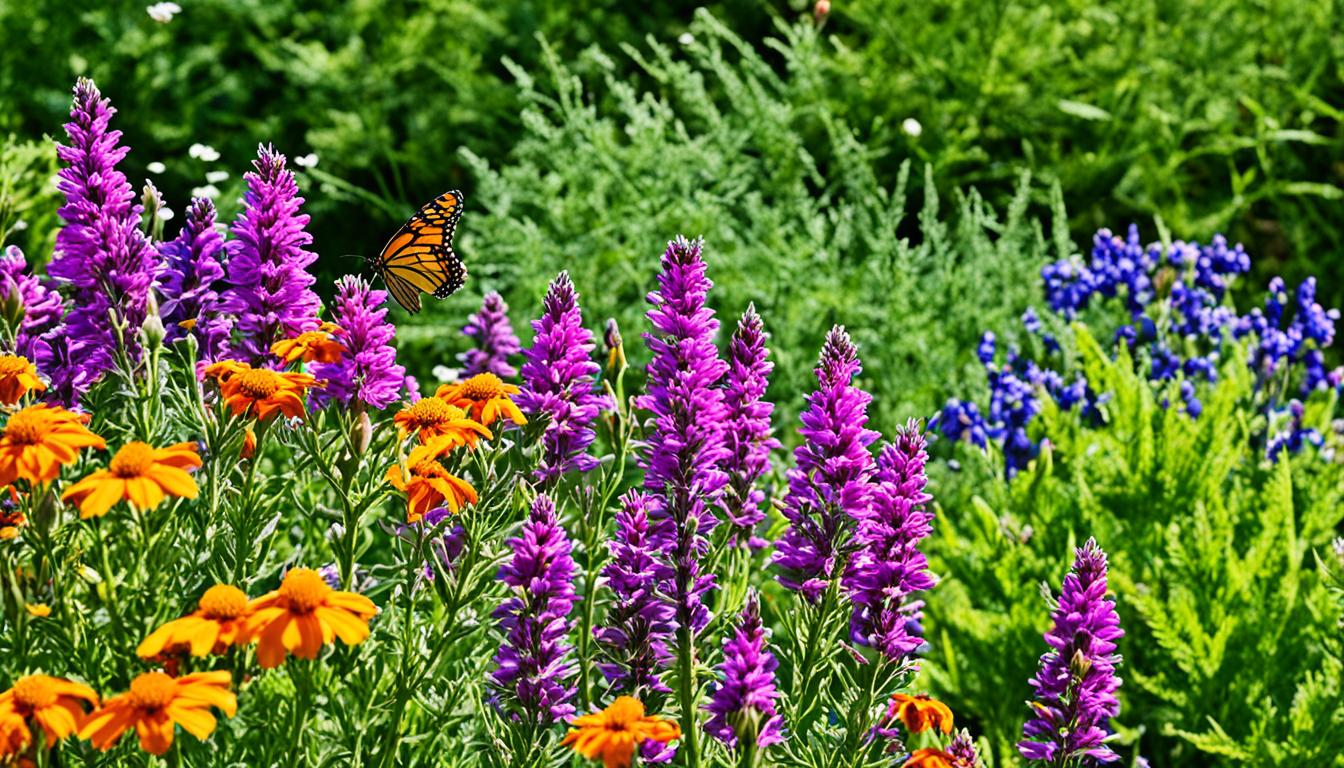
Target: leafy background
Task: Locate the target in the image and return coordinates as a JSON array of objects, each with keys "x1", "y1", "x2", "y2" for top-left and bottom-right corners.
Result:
[{"x1": 2, "y1": 1, "x2": 1343, "y2": 766}]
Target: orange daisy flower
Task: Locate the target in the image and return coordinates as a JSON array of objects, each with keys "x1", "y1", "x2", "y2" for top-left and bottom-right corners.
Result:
[
  {"x1": 270, "y1": 323, "x2": 344, "y2": 364},
  {"x1": 137, "y1": 584, "x2": 252, "y2": 658},
  {"x1": 243, "y1": 568, "x2": 377, "y2": 669},
  {"x1": 0, "y1": 404, "x2": 105, "y2": 487},
  {"x1": 61, "y1": 441, "x2": 202, "y2": 519},
  {"x1": 240, "y1": 427, "x2": 257, "y2": 459},
  {"x1": 217, "y1": 364, "x2": 319, "y2": 420},
  {"x1": 0, "y1": 674, "x2": 98, "y2": 755},
  {"x1": 79, "y1": 671, "x2": 235, "y2": 755},
  {"x1": 561, "y1": 696, "x2": 681, "y2": 768},
  {"x1": 904, "y1": 748, "x2": 957, "y2": 768},
  {"x1": 0, "y1": 355, "x2": 44, "y2": 406},
  {"x1": 886, "y1": 693, "x2": 954, "y2": 734},
  {"x1": 392, "y1": 396, "x2": 493, "y2": 445},
  {"x1": 384, "y1": 439, "x2": 478, "y2": 522},
  {"x1": 435, "y1": 373, "x2": 526, "y2": 427}
]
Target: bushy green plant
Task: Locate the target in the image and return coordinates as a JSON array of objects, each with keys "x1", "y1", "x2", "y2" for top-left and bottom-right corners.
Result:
[
  {"x1": 0, "y1": 136, "x2": 61, "y2": 262},
  {"x1": 414, "y1": 10, "x2": 1063, "y2": 433},
  {"x1": 927, "y1": 327, "x2": 1344, "y2": 766}
]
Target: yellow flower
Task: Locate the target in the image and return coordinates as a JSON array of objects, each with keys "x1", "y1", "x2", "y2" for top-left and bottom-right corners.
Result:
[
  {"x1": 0, "y1": 405, "x2": 105, "y2": 487},
  {"x1": 137, "y1": 585, "x2": 252, "y2": 658},
  {"x1": 79, "y1": 671, "x2": 235, "y2": 755},
  {"x1": 0, "y1": 504, "x2": 24, "y2": 541},
  {"x1": 270, "y1": 323, "x2": 344, "y2": 364},
  {"x1": 243, "y1": 568, "x2": 377, "y2": 669},
  {"x1": 24, "y1": 603, "x2": 50, "y2": 618},
  {"x1": 384, "y1": 438, "x2": 478, "y2": 522},
  {"x1": 61, "y1": 442, "x2": 201, "y2": 519},
  {"x1": 213, "y1": 363, "x2": 319, "y2": 420},
  {"x1": 0, "y1": 675, "x2": 98, "y2": 756},
  {"x1": 393, "y1": 396, "x2": 493, "y2": 446},
  {"x1": 561, "y1": 697, "x2": 681, "y2": 768},
  {"x1": 0, "y1": 355, "x2": 44, "y2": 406},
  {"x1": 435, "y1": 373, "x2": 526, "y2": 427}
]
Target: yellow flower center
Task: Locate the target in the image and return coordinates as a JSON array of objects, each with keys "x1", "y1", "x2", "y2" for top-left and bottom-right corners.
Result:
[
  {"x1": 4, "y1": 408, "x2": 47, "y2": 445},
  {"x1": 279, "y1": 568, "x2": 331, "y2": 614},
  {"x1": 127, "y1": 672, "x2": 177, "y2": 712},
  {"x1": 198, "y1": 584, "x2": 249, "y2": 620},
  {"x1": 11, "y1": 675, "x2": 58, "y2": 710},
  {"x1": 235, "y1": 369, "x2": 283, "y2": 399},
  {"x1": 457, "y1": 373, "x2": 506, "y2": 401},
  {"x1": 108, "y1": 442, "x2": 156, "y2": 478},
  {"x1": 0, "y1": 355, "x2": 31, "y2": 376},
  {"x1": 406, "y1": 397, "x2": 464, "y2": 426}
]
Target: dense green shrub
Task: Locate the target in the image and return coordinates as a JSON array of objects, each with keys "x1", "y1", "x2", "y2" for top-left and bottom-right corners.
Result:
[{"x1": 927, "y1": 328, "x2": 1344, "y2": 767}]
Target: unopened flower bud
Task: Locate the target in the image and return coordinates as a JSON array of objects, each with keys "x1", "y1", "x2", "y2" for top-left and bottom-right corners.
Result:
[
  {"x1": 352, "y1": 409, "x2": 373, "y2": 456},
  {"x1": 814, "y1": 0, "x2": 831, "y2": 21}
]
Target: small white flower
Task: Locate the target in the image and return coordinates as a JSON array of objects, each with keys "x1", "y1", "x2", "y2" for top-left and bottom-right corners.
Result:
[
  {"x1": 146, "y1": 161, "x2": 166, "y2": 174},
  {"x1": 205, "y1": 170, "x2": 230, "y2": 184},
  {"x1": 159, "y1": 207, "x2": 175, "y2": 222},
  {"x1": 901, "y1": 118, "x2": 923, "y2": 138},
  {"x1": 190, "y1": 184, "x2": 221, "y2": 199},
  {"x1": 146, "y1": 2, "x2": 181, "y2": 23},
  {"x1": 294, "y1": 153, "x2": 319, "y2": 168},
  {"x1": 678, "y1": 32, "x2": 695, "y2": 46},
  {"x1": 432, "y1": 365, "x2": 457, "y2": 383},
  {"x1": 11, "y1": 220, "x2": 27, "y2": 232},
  {"x1": 188, "y1": 143, "x2": 220, "y2": 162}
]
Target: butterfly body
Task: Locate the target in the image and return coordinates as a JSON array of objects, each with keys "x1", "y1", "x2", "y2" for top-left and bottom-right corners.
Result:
[{"x1": 370, "y1": 190, "x2": 467, "y2": 313}]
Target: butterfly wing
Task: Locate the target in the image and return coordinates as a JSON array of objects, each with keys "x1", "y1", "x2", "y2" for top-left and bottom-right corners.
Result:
[{"x1": 373, "y1": 190, "x2": 467, "y2": 313}]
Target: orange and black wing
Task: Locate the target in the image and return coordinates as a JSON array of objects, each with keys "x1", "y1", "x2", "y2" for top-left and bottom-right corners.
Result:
[{"x1": 371, "y1": 190, "x2": 467, "y2": 313}]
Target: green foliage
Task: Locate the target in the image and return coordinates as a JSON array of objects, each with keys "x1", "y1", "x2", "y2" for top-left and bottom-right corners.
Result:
[
  {"x1": 927, "y1": 326, "x2": 1344, "y2": 766},
  {"x1": 0, "y1": 136, "x2": 61, "y2": 262},
  {"x1": 411, "y1": 10, "x2": 1059, "y2": 432},
  {"x1": 826, "y1": 0, "x2": 1344, "y2": 305}
]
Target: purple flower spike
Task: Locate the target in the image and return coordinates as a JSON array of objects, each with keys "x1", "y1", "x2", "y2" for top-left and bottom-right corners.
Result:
[
  {"x1": 490, "y1": 494, "x2": 578, "y2": 724},
  {"x1": 460, "y1": 291, "x2": 521, "y2": 378},
  {"x1": 1019, "y1": 538, "x2": 1125, "y2": 766},
  {"x1": 221, "y1": 144, "x2": 321, "y2": 363},
  {"x1": 157, "y1": 197, "x2": 230, "y2": 360},
  {"x1": 639, "y1": 236, "x2": 730, "y2": 638},
  {"x1": 516, "y1": 272, "x2": 613, "y2": 483},
  {"x1": 595, "y1": 490, "x2": 675, "y2": 695},
  {"x1": 48, "y1": 79, "x2": 156, "y2": 402},
  {"x1": 773, "y1": 326, "x2": 878, "y2": 602},
  {"x1": 845, "y1": 420, "x2": 937, "y2": 661},
  {"x1": 0, "y1": 246, "x2": 64, "y2": 373},
  {"x1": 704, "y1": 591, "x2": 784, "y2": 750},
  {"x1": 310, "y1": 275, "x2": 407, "y2": 410},
  {"x1": 720, "y1": 305, "x2": 780, "y2": 541}
]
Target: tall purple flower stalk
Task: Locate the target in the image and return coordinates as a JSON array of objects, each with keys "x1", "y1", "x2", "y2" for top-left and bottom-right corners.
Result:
[
  {"x1": 490, "y1": 494, "x2": 578, "y2": 724},
  {"x1": 773, "y1": 326, "x2": 878, "y2": 603},
  {"x1": 704, "y1": 591, "x2": 784, "y2": 751},
  {"x1": 156, "y1": 197, "x2": 230, "y2": 360},
  {"x1": 220, "y1": 145, "x2": 321, "y2": 362},
  {"x1": 1019, "y1": 538, "x2": 1124, "y2": 766},
  {"x1": 310, "y1": 275, "x2": 407, "y2": 410},
  {"x1": 720, "y1": 305, "x2": 779, "y2": 543},
  {"x1": 639, "y1": 236, "x2": 730, "y2": 638},
  {"x1": 515, "y1": 272, "x2": 613, "y2": 484},
  {"x1": 0, "y1": 247, "x2": 64, "y2": 372},
  {"x1": 460, "y1": 291, "x2": 520, "y2": 378},
  {"x1": 594, "y1": 490, "x2": 675, "y2": 695},
  {"x1": 845, "y1": 421, "x2": 936, "y2": 661},
  {"x1": 47, "y1": 78, "x2": 156, "y2": 402}
]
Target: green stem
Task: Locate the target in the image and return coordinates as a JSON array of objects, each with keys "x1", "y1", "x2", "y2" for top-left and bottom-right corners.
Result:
[{"x1": 676, "y1": 624, "x2": 701, "y2": 768}]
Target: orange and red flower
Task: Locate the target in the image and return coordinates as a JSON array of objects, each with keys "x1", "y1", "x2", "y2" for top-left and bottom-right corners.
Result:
[
  {"x1": 393, "y1": 396, "x2": 493, "y2": 446},
  {"x1": 61, "y1": 441, "x2": 201, "y2": 518},
  {"x1": 137, "y1": 584, "x2": 253, "y2": 658},
  {"x1": 0, "y1": 674, "x2": 98, "y2": 755},
  {"x1": 243, "y1": 568, "x2": 377, "y2": 669},
  {"x1": 79, "y1": 671, "x2": 235, "y2": 755},
  {"x1": 904, "y1": 748, "x2": 958, "y2": 768},
  {"x1": 435, "y1": 373, "x2": 526, "y2": 427},
  {"x1": 270, "y1": 323, "x2": 344, "y2": 364},
  {"x1": 0, "y1": 355, "x2": 45, "y2": 405},
  {"x1": 0, "y1": 405, "x2": 105, "y2": 487},
  {"x1": 208, "y1": 362, "x2": 320, "y2": 420},
  {"x1": 886, "y1": 693, "x2": 954, "y2": 734},
  {"x1": 384, "y1": 438, "x2": 478, "y2": 522},
  {"x1": 561, "y1": 696, "x2": 681, "y2": 768}
]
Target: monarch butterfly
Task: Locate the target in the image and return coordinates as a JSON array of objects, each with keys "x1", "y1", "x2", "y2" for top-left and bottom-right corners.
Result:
[{"x1": 369, "y1": 190, "x2": 467, "y2": 313}]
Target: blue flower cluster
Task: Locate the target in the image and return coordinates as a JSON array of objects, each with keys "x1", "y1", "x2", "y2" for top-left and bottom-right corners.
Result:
[{"x1": 936, "y1": 225, "x2": 1339, "y2": 475}]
